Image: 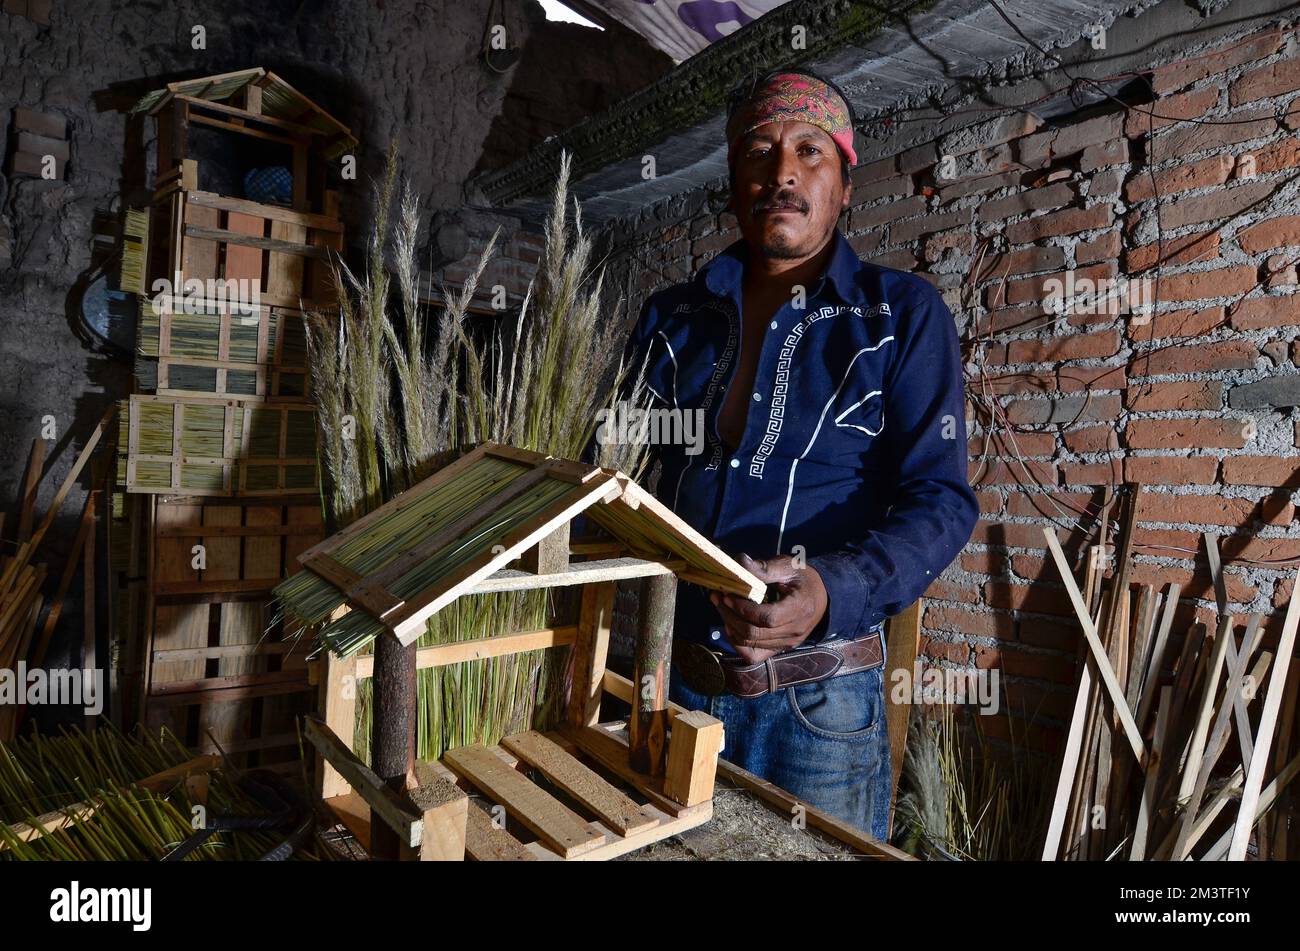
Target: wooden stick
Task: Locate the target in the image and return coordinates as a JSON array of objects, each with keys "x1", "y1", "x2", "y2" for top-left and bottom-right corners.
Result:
[
  {"x1": 27, "y1": 492, "x2": 95, "y2": 668},
  {"x1": 1044, "y1": 528, "x2": 1146, "y2": 764},
  {"x1": 629, "y1": 573, "x2": 675, "y2": 776},
  {"x1": 1228, "y1": 564, "x2": 1300, "y2": 860},
  {"x1": 16, "y1": 438, "x2": 45, "y2": 543},
  {"x1": 1130, "y1": 685, "x2": 1172, "y2": 860}
]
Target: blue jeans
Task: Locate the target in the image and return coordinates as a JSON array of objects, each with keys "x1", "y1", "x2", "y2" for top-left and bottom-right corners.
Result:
[{"x1": 668, "y1": 627, "x2": 894, "y2": 843}]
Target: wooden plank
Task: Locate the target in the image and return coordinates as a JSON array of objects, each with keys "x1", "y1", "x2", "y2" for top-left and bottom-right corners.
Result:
[
  {"x1": 302, "y1": 717, "x2": 423, "y2": 848},
  {"x1": 1043, "y1": 527, "x2": 1147, "y2": 765},
  {"x1": 664, "y1": 710, "x2": 724, "y2": 807},
  {"x1": 186, "y1": 190, "x2": 343, "y2": 233},
  {"x1": 1229, "y1": 564, "x2": 1300, "y2": 859},
  {"x1": 441, "y1": 744, "x2": 606, "y2": 858},
  {"x1": 599, "y1": 667, "x2": 912, "y2": 859},
  {"x1": 885, "y1": 598, "x2": 921, "y2": 813},
  {"x1": 1130, "y1": 685, "x2": 1173, "y2": 860},
  {"x1": 15, "y1": 438, "x2": 45, "y2": 543},
  {"x1": 469, "y1": 556, "x2": 682, "y2": 594},
  {"x1": 387, "y1": 473, "x2": 621, "y2": 645},
  {"x1": 404, "y1": 773, "x2": 469, "y2": 861},
  {"x1": 184, "y1": 224, "x2": 328, "y2": 261},
  {"x1": 351, "y1": 625, "x2": 578, "y2": 679},
  {"x1": 414, "y1": 758, "x2": 536, "y2": 861},
  {"x1": 568, "y1": 582, "x2": 615, "y2": 727},
  {"x1": 188, "y1": 111, "x2": 299, "y2": 147},
  {"x1": 500, "y1": 730, "x2": 659, "y2": 836},
  {"x1": 319, "y1": 652, "x2": 358, "y2": 799}
]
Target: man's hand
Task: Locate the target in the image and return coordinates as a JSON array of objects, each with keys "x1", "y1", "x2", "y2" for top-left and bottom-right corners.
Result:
[{"x1": 710, "y1": 553, "x2": 829, "y2": 666}]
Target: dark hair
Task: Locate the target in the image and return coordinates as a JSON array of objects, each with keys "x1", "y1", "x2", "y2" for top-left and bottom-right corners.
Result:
[{"x1": 724, "y1": 66, "x2": 857, "y2": 188}]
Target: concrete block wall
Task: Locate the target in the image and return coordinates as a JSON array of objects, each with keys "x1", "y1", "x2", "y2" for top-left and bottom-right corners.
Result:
[{"x1": 600, "y1": 19, "x2": 1300, "y2": 754}]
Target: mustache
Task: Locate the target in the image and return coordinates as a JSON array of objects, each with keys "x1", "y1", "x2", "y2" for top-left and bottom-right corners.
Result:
[{"x1": 753, "y1": 192, "x2": 808, "y2": 214}]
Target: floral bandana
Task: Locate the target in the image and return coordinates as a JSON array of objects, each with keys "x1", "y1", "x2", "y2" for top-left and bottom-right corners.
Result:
[{"x1": 725, "y1": 72, "x2": 857, "y2": 168}]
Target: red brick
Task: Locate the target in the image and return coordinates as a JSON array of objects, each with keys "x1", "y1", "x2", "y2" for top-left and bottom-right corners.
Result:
[
  {"x1": 1124, "y1": 561, "x2": 1258, "y2": 604},
  {"x1": 1137, "y1": 490, "x2": 1293, "y2": 526},
  {"x1": 1126, "y1": 417, "x2": 1249, "y2": 450},
  {"x1": 1007, "y1": 329, "x2": 1121, "y2": 364},
  {"x1": 1152, "y1": 266, "x2": 1259, "y2": 303},
  {"x1": 691, "y1": 230, "x2": 739, "y2": 255},
  {"x1": 1125, "y1": 86, "x2": 1219, "y2": 137},
  {"x1": 923, "y1": 228, "x2": 974, "y2": 261},
  {"x1": 850, "y1": 194, "x2": 925, "y2": 231},
  {"x1": 977, "y1": 369, "x2": 1058, "y2": 397},
  {"x1": 1003, "y1": 681, "x2": 1076, "y2": 721},
  {"x1": 1228, "y1": 294, "x2": 1300, "y2": 330},
  {"x1": 1125, "y1": 154, "x2": 1234, "y2": 202},
  {"x1": 984, "y1": 644, "x2": 1079, "y2": 685},
  {"x1": 982, "y1": 581, "x2": 1075, "y2": 619},
  {"x1": 1019, "y1": 113, "x2": 1126, "y2": 164},
  {"x1": 971, "y1": 456, "x2": 1061, "y2": 486},
  {"x1": 1229, "y1": 56, "x2": 1300, "y2": 107},
  {"x1": 1125, "y1": 231, "x2": 1220, "y2": 272},
  {"x1": 1248, "y1": 136, "x2": 1300, "y2": 175},
  {"x1": 892, "y1": 207, "x2": 972, "y2": 244},
  {"x1": 924, "y1": 577, "x2": 980, "y2": 604},
  {"x1": 1057, "y1": 364, "x2": 1126, "y2": 390},
  {"x1": 1239, "y1": 215, "x2": 1300, "y2": 254},
  {"x1": 924, "y1": 604, "x2": 1014, "y2": 640},
  {"x1": 1123, "y1": 455, "x2": 1219, "y2": 484},
  {"x1": 1003, "y1": 393, "x2": 1122, "y2": 425},
  {"x1": 1124, "y1": 379, "x2": 1223, "y2": 411},
  {"x1": 870, "y1": 249, "x2": 918, "y2": 270},
  {"x1": 1080, "y1": 138, "x2": 1128, "y2": 172},
  {"x1": 979, "y1": 182, "x2": 1075, "y2": 222},
  {"x1": 919, "y1": 635, "x2": 974, "y2": 665},
  {"x1": 975, "y1": 489, "x2": 1003, "y2": 516},
  {"x1": 975, "y1": 245, "x2": 1067, "y2": 281},
  {"x1": 969, "y1": 429, "x2": 1056, "y2": 457},
  {"x1": 973, "y1": 305, "x2": 1051, "y2": 337},
  {"x1": 851, "y1": 174, "x2": 914, "y2": 202},
  {"x1": 1009, "y1": 553, "x2": 1048, "y2": 581},
  {"x1": 1001, "y1": 262, "x2": 1115, "y2": 306},
  {"x1": 849, "y1": 156, "x2": 897, "y2": 187},
  {"x1": 1152, "y1": 32, "x2": 1284, "y2": 94},
  {"x1": 1006, "y1": 490, "x2": 1094, "y2": 519},
  {"x1": 1221, "y1": 455, "x2": 1300, "y2": 487},
  {"x1": 1144, "y1": 305, "x2": 1226, "y2": 339},
  {"x1": 1059, "y1": 460, "x2": 1124, "y2": 485},
  {"x1": 1007, "y1": 204, "x2": 1114, "y2": 243},
  {"x1": 847, "y1": 229, "x2": 883, "y2": 258},
  {"x1": 1088, "y1": 169, "x2": 1124, "y2": 197},
  {"x1": 937, "y1": 170, "x2": 1020, "y2": 203},
  {"x1": 1062, "y1": 425, "x2": 1119, "y2": 453},
  {"x1": 1153, "y1": 105, "x2": 1276, "y2": 156},
  {"x1": 962, "y1": 549, "x2": 1009, "y2": 575},
  {"x1": 970, "y1": 519, "x2": 1060, "y2": 548},
  {"x1": 1150, "y1": 179, "x2": 1273, "y2": 229},
  {"x1": 1075, "y1": 231, "x2": 1122, "y2": 265},
  {"x1": 1140, "y1": 339, "x2": 1258, "y2": 374}
]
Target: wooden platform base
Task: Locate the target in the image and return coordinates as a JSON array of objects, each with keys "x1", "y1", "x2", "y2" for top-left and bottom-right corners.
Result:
[{"x1": 324, "y1": 723, "x2": 712, "y2": 861}]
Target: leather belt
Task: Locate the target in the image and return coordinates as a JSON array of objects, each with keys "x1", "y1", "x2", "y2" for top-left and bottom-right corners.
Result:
[{"x1": 672, "y1": 632, "x2": 885, "y2": 699}]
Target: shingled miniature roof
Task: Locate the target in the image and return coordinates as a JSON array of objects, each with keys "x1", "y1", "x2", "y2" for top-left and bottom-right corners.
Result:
[
  {"x1": 276, "y1": 442, "x2": 767, "y2": 649},
  {"x1": 130, "y1": 66, "x2": 358, "y2": 159}
]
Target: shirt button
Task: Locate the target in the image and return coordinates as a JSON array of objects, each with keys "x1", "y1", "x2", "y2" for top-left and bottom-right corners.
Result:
[
  {"x1": 770, "y1": 321, "x2": 778, "y2": 330},
  {"x1": 729, "y1": 458, "x2": 739, "y2": 468},
  {"x1": 710, "y1": 629, "x2": 722, "y2": 641},
  {"x1": 752, "y1": 392, "x2": 761, "y2": 401}
]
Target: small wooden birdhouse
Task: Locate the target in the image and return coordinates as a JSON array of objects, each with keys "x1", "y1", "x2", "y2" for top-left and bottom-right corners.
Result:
[{"x1": 280, "y1": 442, "x2": 768, "y2": 860}]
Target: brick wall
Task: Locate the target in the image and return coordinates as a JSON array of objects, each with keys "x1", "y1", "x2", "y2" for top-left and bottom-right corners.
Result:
[{"x1": 600, "y1": 20, "x2": 1300, "y2": 755}]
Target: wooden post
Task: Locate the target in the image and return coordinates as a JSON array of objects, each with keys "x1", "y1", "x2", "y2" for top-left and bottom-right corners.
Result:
[
  {"x1": 567, "y1": 581, "x2": 615, "y2": 727},
  {"x1": 369, "y1": 631, "x2": 416, "y2": 860},
  {"x1": 318, "y1": 651, "x2": 358, "y2": 799},
  {"x1": 665, "y1": 710, "x2": 724, "y2": 806},
  {"x1": 630, "y1": 573, "x2": 675, "y2": 776}
]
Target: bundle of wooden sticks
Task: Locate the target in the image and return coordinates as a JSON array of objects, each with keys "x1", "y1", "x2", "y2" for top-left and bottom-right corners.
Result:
[{"x1": 1043, "y1": 482, "x2": 1299, "y2": 861}]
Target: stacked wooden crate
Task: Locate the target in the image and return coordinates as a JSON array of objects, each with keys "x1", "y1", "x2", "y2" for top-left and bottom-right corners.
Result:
[{"x1": 113, "y1": 69, "x2": 356, "y2": 767}]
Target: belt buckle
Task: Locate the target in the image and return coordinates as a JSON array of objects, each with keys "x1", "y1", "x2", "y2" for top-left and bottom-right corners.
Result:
[{"x1": 673, "y1": 641, "x2": 727, "y2": 696}]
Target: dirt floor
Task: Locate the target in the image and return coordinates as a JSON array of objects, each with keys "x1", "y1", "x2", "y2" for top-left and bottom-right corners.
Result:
[{"x1": 618, "y1": 778, "x2": 860, "y2": 861}]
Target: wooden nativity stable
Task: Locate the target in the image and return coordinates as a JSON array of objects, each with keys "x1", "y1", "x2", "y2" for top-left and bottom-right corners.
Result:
[{"x1": 279, "y1": 442, "x2": 769, "y2": 861}]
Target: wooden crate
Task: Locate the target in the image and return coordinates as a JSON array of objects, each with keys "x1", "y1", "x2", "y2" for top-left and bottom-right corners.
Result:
[
  {"x1": 141, "y1": 497, "x2": 323, "y2": 764},
  {"x1": 136, "y1": 298, "x2": 310, "y2": 401},
  {"x1": 119, "y1": 394, "x2": 317, "y2": 497}
]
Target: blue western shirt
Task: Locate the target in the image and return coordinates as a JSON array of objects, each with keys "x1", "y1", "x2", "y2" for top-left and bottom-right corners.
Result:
[{"x1": 614, "y1": 228, "x2": 977, "y2": 654}]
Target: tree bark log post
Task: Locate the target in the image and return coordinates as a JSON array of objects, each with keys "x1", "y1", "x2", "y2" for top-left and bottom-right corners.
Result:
[
  {"x1": 629, "y1": 573, "x2": 676, "y2": 776},
  {"x1": 369, "y1": 631, "x2": 417, "y2": 860}
]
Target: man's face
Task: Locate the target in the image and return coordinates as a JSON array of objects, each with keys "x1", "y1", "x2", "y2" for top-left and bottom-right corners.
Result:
[{"x1": 730, "y1": 119, "x2": 851, "y2": 262}]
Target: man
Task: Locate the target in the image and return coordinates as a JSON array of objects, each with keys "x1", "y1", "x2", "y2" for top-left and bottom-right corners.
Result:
[{"x1": 616, "y1": 69, "x2": 977, "y2": 841}]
